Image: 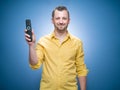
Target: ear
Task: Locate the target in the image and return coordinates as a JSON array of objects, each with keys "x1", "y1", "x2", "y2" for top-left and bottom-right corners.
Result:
[
  {"x1": 51, "y1": 18, "x2": 54, "y2": 24},
  {"x1": 68, "y1": 18, "x2": 70, "y2": 24}
]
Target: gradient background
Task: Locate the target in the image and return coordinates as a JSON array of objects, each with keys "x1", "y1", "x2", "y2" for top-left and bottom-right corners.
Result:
[{"x1": 0, "y1": 0, "x2": 120, "y2": 90}]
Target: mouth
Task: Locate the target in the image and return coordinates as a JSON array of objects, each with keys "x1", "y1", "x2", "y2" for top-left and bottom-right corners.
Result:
[
  {"x1": 58, "y1": 24, "x2": 65, "y2": 27},
  {"x1": 55, "y1": 24, "x2": 67, "y2": 30}
]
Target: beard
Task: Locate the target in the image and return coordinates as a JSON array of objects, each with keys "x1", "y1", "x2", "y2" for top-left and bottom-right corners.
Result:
[{"x1": 54, "y1": 24, "x2": 68, "y2": 31}]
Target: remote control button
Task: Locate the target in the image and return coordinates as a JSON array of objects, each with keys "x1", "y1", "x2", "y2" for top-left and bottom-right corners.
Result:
[{"x1": 27, "y1": 26, "x2": 31, "y2": 30}]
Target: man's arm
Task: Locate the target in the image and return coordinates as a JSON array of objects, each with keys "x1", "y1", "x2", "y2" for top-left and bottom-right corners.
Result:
[
  {"x1": 25, "y1": 30, "x2": 38, "y2": 65},
  {"x1": 78, "y1": 76, "x2": 87, "y2": 90},
  {"x1": 29, "y1": 44, "x2": 38, "y2": 65},
  {"x1": 75, "y1": 41, "x2": 88, "y2": 90}
]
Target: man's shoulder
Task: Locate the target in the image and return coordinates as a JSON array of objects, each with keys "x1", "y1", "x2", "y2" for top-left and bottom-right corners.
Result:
[
  {"x1": 70, "y1": 34, "x2": 83, "y2": 43},
  {"x1": 37, "y1": 34, "x2": 51, "y2": 43},
  {"x1": 70, "y1": 34, "x2": 84, "y2": 48}
]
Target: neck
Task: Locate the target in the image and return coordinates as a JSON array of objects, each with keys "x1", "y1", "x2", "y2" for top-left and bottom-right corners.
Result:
[{"x1": 54, "y1": 29, "x2": 67, "y2": 39}]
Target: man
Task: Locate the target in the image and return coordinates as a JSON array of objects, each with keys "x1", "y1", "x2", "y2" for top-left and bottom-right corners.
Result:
[{"x1": 25, "y1": 6, "x2": 88, "y2": 90}]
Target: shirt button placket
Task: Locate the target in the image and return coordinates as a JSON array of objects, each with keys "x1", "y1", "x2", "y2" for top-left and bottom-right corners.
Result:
[{"x1": 57, "y1": 46, "x2": 62, "y2": 90}]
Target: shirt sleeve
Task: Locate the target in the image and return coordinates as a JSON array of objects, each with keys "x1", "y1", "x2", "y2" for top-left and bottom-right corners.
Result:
[
  {"x1": 75, "y1": 41, "x2": 88, "y2": 77},
  {"x1": 30, "y1": 41, "x2": 44, "y2": 69}
]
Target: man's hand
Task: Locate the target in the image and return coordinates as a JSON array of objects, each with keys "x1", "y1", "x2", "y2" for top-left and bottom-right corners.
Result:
[{"x1": 25, "y1": 29, "x2": 36, "y2": 46}]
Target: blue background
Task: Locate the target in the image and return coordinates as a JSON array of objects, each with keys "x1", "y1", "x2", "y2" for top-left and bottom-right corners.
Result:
[{"x1": 0, "y1": 0, "x2": 120, "y2": 90}]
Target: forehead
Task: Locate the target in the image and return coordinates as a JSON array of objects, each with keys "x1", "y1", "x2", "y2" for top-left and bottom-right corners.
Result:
[{"x1": 54, "y1": 10, "x2": 68, "y2": 17}]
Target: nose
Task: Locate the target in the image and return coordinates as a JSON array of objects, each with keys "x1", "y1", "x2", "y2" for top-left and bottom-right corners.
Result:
[{"x1": 59, "y1": 19, "x2": 63, "y2": 24}]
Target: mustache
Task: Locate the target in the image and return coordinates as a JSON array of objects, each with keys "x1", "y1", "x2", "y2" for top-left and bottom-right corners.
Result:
[{"x1": 58, "y1": 23, "x2": 64, "y2": 25}]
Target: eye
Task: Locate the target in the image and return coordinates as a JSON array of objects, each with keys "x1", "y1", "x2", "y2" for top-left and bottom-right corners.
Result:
[
  {"x1": 55, "y1": 17, "x2": 60, "y2": 20},
  {"x1": 63, "y1": 17, "x2": 67, "y2": 20}
]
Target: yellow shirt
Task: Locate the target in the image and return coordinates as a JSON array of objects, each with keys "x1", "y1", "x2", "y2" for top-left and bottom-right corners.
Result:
[{"x1": 30, "y1": 32, "x2": 88, "y2": 90}]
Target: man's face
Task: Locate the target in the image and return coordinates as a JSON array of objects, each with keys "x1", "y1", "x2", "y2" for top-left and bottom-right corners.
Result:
[{"x1": 52, "y1": 10, "x2": 70, "y2": 31}]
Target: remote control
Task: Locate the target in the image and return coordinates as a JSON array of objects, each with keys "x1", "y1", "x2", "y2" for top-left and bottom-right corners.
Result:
[{"x1": 26, "y1": 19, "x2": 32, "y2": 42}]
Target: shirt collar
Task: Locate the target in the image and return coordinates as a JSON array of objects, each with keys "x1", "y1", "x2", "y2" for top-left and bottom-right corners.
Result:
[{"x1": 50, "y1": 30, "x2": 71, "y2": 40}]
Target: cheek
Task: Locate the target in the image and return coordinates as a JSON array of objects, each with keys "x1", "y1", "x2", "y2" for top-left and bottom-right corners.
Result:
[
  {"x1": 64, "y1": 21, "x2": 69, "y2": 25},
  {"x1": 55, "y1": 21, "x2": 60, "y2": 25},
  {"x1": 64, "y1": 20, "x2": 69, "y2": 24}
]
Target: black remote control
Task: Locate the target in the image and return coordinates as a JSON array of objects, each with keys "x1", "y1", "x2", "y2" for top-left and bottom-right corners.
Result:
[{"x1": 26, "y1": 19, "x2": 32, "y2": 42}]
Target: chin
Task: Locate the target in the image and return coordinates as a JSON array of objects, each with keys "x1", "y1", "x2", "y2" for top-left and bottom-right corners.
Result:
[
  {"x1": 55, "y1": 26, "x2": 67, "y2": 31},
  {"x1": 58, "y1": 28, "x2": 66, "y2": 31}
]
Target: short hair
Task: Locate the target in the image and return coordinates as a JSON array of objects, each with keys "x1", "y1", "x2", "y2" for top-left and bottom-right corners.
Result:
[{"x1": 52, "y1": 6, "x2": 70, "y2": 18}]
